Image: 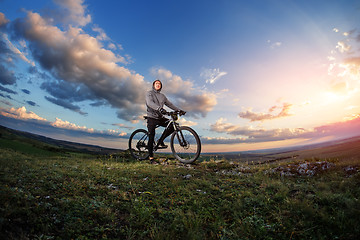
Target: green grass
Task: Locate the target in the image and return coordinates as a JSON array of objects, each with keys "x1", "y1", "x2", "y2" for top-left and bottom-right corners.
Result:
[
  {"x1": 0, "y1": 147, "x2": 359, "y2": 240},
  {"x1": 0, "y1": 128, "x2": 70, "y2": 157}
]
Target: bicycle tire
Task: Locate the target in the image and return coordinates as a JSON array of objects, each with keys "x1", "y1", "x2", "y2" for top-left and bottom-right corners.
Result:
[
  {"x1": 128, "y1": 129, "x2": 150, "y2": 160},
  {"x1": 170, "y1": 126, "x2": 201, "y2": 164}
]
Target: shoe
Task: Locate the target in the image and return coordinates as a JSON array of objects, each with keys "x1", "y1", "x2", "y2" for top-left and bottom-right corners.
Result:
[
  {"x1": 150, "y1": 159, "x2": 159, "y2": 165},
  {"x1": 158, "y1": 142, "x2": 168, "y2": 149}
]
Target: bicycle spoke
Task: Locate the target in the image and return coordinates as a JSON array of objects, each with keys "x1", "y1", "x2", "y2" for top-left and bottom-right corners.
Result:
[
  {"x1": 129, "y1": 129, "x2": 150, "y2": 160},
  {"x1": 171, "y1": 126, "x2": 201, "y2": 163}
]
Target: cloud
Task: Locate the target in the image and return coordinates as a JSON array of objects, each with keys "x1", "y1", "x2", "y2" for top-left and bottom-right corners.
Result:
[
  {"x1": 336, "y1": 41, "x2": 351, "y2": 53},
  {"x1": 0, "y1": 106, "x2": 128, "y2": 139},
  {"x1": 26, "y1": 100, "x2": 36, "y2": 106},
  {"x1": 200, "y1": 68, "x2": 227, "y2": 84},
  {"x1": 344, "y1": 57, "x2": 360, "y2": 66},
  {"x1": 201, "y1": 136, "x2": 249, "y2": 145},
  {"x1": 0, "y1": 85, "x2": 17, "y2": 94},
  {"x1": 0, "y1": 64, "x2": 17, "y2": 85},
  {"x1": 0, "y1": 12, "x2": 9, "y2": 28},
  {"x1": 3, "y1": 0, "x2": 217, "y2": 122},
  {"x1": 0, "y1": 35, "x2": 11, "y2": 55},
  {"x1": 327, "y1": 29, "x2": 360, "y2": 91},
  {"x1": 111, "y1": 123, "x2": 135, "y2": 130},
  {"x1": 151, "y1": 67, "x2": 217, "y2": 118},
  {"x1": 9, "y1": 9, "x2": 146, "y2": 121},
  {"x1": 22, "y1": 89, "x2": 30, "y2": 94},
  {"x1": 1, "y1": 106, "x2": 47, "y2": 121},
  {"x1": 45, "y1": 96, "x2": 88, "y2": 116},
  {"x1": 314, "y1": 114, "x2": 360, "y2": 138},
  {"x1": 239, "y1": 103, "x2": 293, "y2": 122},
  {"x1": 92, "y1": 26, "x2": 110, "y2": 41},
  {"x1": 209, "y1": 118, "x2": 310, "y2": 143},
  {"x1": 178, "y1": 117, "x2": 198, "y2": 127},
  {"x1": 267, "y1": 40, "x2": 282, "y2": 49},
  {"x1": 2, "y1": 33, "x2": 35, "y2": 66},
  {"x1": 52, "y1": 0, "x2": 91, "y2": 26},
  {"x1": 1, "y1": 14, "x2": 35, "y2": 84},
  {"x1": 90, "y1": 101, "x2": 107, "y2": 107},
  {"x1": 0, "y1": 99, "x2": 12, "y2": 106},
  {"x1": 0, "y1": 92, "x2": 13, "y2": 100},
  {"x1": 342, "y1": 57, "x2": 360, "y2": 80},
  {"x1": 41, "y1": 80, "x2": 96, "y2": 103},
  {"x1": 51, "y1": 117, "x2": 94, "y2": 133},
  {"x1": 208, "y1": 115, "x2": 360, "y2": 144}
]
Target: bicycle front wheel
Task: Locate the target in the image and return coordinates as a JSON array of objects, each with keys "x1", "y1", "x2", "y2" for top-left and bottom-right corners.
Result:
[
  {"x1": 128, "y1": 129, "x2": 150, "y2": 160},
  {"x1": 170, "y1": 126, "x2": 201, "y2": 164}
]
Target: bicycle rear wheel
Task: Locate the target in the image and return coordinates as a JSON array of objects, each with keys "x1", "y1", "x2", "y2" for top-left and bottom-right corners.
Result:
[
  {"x1": 128, "y1": 129, "x2": 150, "y2": 160},
  {"x1": 170, "y1": 126, "x2": 201, "y2": 164}
]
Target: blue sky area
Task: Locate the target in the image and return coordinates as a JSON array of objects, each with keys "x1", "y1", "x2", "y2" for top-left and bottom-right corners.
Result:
[{"x1": 1, "y1": 0, "x2": 360, "y2": 152}]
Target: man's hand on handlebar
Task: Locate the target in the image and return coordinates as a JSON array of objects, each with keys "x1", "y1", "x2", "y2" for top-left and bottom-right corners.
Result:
[
  {"x1": 159, "y1": 108, "x2": 186, "y2": 116},
  {"x1": 159, "y1": 108, "x2": 167, "y2": 115},
  {"x1": 179, "y1": 110, "x2": 186, "y2": 116}
]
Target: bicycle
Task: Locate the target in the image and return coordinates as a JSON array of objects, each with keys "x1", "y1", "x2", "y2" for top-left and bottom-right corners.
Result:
[{"x1": 128, "y1": 110, "x2": 201, "y2": 164}]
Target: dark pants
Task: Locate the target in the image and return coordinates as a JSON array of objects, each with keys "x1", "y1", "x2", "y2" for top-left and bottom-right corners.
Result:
[{"x1": 147, "y1": 117, "x2": 174, "y2": 157}]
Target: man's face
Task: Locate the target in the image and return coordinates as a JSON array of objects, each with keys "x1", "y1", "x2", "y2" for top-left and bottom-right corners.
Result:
[{"x1": 154, "y1": 81, "x2": 162, "y2": 91}]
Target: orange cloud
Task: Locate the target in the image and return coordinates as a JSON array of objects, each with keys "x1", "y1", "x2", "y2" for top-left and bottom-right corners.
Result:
[
  {"x1": 208, "y1": 114, "x2": 360, "y2": 144},
  {"x1": 1, "y1": 106, "x2": 47, "y2": 121},
  {"x1": 51, "y1": 118, "x2": 94, "y2": 133},
  {"x1": 239, "y1": 103, "x2": 293, "y2": 122}
]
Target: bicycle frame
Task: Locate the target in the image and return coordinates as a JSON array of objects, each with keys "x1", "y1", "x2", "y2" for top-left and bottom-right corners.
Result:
[{"x1": 153, "y1": 111, "x2": 183, "y2": 151}]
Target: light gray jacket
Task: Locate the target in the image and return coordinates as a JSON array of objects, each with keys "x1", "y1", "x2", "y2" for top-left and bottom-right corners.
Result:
[{"x1": 146, "y1": 87, "x2": 179, "y2": 119}]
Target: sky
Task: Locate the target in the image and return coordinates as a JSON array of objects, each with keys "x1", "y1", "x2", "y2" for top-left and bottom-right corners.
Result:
[{"x1": 1, "y1": 0, "x2": 360, "y2": 152}]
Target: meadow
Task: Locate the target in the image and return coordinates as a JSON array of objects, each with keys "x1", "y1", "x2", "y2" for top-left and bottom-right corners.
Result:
[{"x1": 0, "y1": 128, "x2": 360, "y2": 239}]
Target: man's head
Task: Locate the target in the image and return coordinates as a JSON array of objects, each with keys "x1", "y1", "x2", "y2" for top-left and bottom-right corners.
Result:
[{"x1": 153, "y1": 79, "x2": 162, "y2": 91}]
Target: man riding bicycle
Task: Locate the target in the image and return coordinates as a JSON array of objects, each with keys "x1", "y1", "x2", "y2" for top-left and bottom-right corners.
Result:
[{"x1": 145, "y1": 79, "x2": 185, "y2": 162}]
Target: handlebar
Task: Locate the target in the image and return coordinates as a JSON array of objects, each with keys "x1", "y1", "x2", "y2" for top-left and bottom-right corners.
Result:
[{"x1": 164, "y1": 110, "x2": 186, "y2": 117}]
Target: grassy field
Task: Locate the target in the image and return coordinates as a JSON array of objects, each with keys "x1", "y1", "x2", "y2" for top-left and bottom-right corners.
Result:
[{"x1": 1, "y1": 132, "x2": 360, "y2": 239}]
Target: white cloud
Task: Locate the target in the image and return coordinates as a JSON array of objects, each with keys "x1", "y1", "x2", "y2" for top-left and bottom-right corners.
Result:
[
  {"x1": 53, "y1": 0, "x2": 91, "y2": 26},
  {"x1": 178, "y1": 117, "x2": 198, "y2": 127},
  {"x1": 92, "y1": 26, "x2": 110, "y2": 41},
  {"x1": 108, "y1": 43, "x2": 116, "y2": 50},
  {"x1": 151, "y1": 67, "x2": 217, "y2": 118},
  {"x1": 1, "y1": 106, "x2": 47, "y2": 121},
  {"x1": 200, "y1": 68, "x2": 227, "y2": 84},
  {"x1": 52, "y1": 117, "x2": 94, "y2": 133},
  {"x1": 336, "y1": 41, "x2": 351, "y2": 53},
  {"x1": 2, "y1": 33, "x2": 35, "y2": 66},
  {"x1": 267, "y1": 40, "x2": 282, "y2": 49}
]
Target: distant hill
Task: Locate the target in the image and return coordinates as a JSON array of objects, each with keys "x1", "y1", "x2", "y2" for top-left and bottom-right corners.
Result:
[
  {"x1": 269, "y1": 136, "x2": 360, "y2": 161},
  {"x1": 0, "y1": 125, "x2": 122, "y2": 155}
]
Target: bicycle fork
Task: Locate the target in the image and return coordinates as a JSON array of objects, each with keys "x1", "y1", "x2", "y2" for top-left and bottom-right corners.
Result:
[
  {"x1": 173, "y1": 124, "x2": 188, "y2": 148},
  {"x1": 137, "y1": 134, "x2": 148, "y2": 150}
]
